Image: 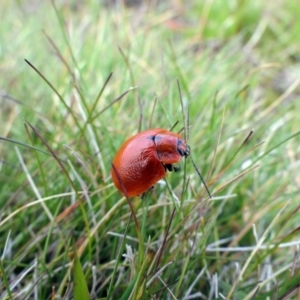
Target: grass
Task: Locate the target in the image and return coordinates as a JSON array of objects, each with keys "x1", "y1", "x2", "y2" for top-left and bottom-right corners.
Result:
[{"x1": 0, "y1": 0, "x2": 300, "y2": 299}]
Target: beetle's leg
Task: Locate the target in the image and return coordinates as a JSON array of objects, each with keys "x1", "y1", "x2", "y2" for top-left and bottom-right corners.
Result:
[
  {"x1": 164, "y1": 164, "x2": 180, "y2": 172},
  {"x1": 173, "y1": 165, "x2": 180, "y2": 172},
  {"x1": 141, "y1": 186, "x2": 154, "y2": 199},
  {"x1": 164, "y1": 164, "x2": 173, "y2": 171}
]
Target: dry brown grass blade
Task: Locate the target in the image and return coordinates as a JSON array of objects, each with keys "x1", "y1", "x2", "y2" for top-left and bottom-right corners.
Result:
[
  {"x1": 24, "y1": 121, "x2": 76, "y2": 192},
  {"x1": 154, "y1": 208, "x2": 176, "y2": 272},
  {"x1": 43, "y1": 30, "x2": 76, "y2": 81},
  {"x1": 111, "y1": 163, "x2": 140, "y2": 235}
]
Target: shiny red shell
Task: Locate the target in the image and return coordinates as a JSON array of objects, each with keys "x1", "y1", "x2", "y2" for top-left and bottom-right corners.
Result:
[{"x1": 111, "y1": 128, "x2": 189, "y2": 197}]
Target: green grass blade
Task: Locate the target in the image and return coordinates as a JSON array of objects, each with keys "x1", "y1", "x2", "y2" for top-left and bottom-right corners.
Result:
[{"x1": 73, "y1": 242, "x2": 90, "y2": 300}]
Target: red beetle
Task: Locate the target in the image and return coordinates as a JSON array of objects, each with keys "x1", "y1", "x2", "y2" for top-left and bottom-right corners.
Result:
[{"x1": 111, "y1": 128, "x2": 190, "y2": 197}]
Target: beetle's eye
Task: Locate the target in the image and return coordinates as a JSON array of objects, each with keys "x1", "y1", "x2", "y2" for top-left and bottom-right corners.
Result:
[
  {"x1": 177, "y1": 140, "x2": 190, "y2": 157},
  {"x1": 177, "y1": 148, "x2": 183, "y2": 156}
]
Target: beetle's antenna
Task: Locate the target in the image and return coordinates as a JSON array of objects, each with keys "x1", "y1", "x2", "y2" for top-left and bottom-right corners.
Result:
[{"x1": 190, "y1": 155, "x2": 212, "y2": 199}]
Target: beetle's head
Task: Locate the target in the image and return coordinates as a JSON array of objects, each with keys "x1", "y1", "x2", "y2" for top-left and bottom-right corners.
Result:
[{"x1": 177, "y1": 139, "x2": 190, "y2": 157}]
